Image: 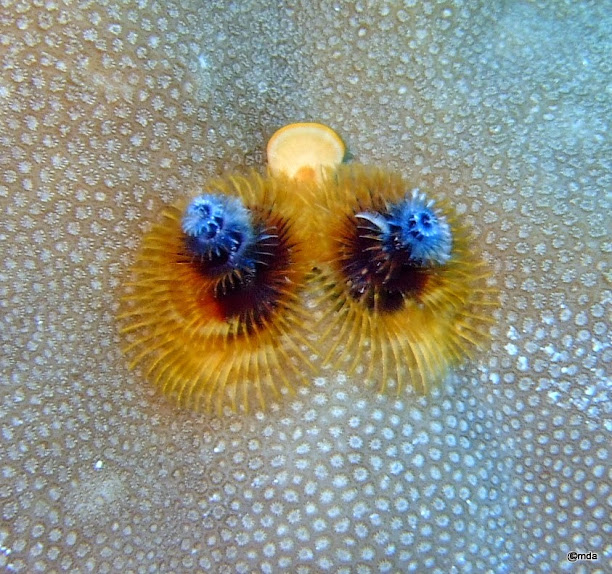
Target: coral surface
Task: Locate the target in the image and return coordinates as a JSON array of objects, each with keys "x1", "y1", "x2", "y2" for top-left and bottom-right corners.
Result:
[{"x1": 0, "y1": 1, "x2": 610, "y2": 573}]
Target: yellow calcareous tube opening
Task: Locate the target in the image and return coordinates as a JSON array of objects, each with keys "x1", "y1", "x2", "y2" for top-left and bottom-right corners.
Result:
[{"x1": 266, "y1": 122, "x2": 346, "y2": 183}]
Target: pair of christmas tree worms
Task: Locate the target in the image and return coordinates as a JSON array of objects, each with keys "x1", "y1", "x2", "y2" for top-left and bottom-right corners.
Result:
[{"x1": 119, "y1": 123, "x2": 497, "y2": 413}]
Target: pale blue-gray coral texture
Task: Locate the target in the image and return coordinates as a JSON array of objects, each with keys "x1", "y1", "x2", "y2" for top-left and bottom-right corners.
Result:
[{"x1": 0, "y1": 1, "x2": 610, "y2": 573}]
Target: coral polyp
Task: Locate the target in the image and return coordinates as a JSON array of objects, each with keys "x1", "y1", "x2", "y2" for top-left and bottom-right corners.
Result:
[
  {"x1": 313, "y1": 165, "x2": 497, "y2": 394},
  {"x1": 118, "y1": 173, "x2": 314, "y2": 413}
]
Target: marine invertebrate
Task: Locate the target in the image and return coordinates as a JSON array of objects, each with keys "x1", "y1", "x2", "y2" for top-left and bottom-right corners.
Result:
[
  {"x1": 2, "y1": 0, "x2": 609, "y2": 571},
  {"x1": 356, "y1": 188, "x2": 453, "y2": 266},
  {"x1": 118, "y1": 173, "x2": 314, "y2": 413},
  {"x1": 181, "y1": 193, "x2": 256, "y2": 278},
  {"x1": 266, "y1": 122, "x2": 346, "y2": 183},
  {"x1": 313, "y1": 165, "x2": 497, "y2": 394}
]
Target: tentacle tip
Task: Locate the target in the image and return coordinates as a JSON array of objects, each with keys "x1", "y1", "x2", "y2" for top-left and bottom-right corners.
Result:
[
  {"x1": 390, "y1": 190, "x2": 453, "y2": 265},
  {"x1": 181, "y1": 193, "x2": 255, "y2": 267}
]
